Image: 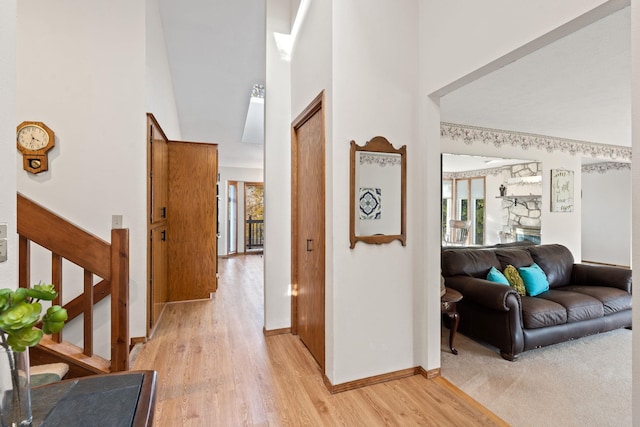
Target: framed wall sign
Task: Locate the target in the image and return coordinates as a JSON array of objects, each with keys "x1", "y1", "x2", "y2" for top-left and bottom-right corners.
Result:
[{"x1": 550, "y1": 169, "x2": 574, "y2": 212}]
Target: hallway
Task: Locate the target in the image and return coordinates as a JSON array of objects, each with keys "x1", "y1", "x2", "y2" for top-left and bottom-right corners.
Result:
[{"x1": 132, "y1": 255, "x2": 505, "y2": 426}]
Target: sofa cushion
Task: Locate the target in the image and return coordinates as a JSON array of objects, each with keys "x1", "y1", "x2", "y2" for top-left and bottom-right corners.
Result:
[
  {"x1": 560, "y1": 285, "x2": 632, "y2": 315},
  {"x1": 441, "y1": 248, "x2": 501, "y2": 278},
  {"x1": 486, "y1": 266, "x2": 509, "y2": 285},
  {"x1": 527, "y1": 244, "x2": 574, "y2": 288},
  {"x1": 495, "y1": 248, "x2": 534, "y2": 269},
  {"x1": 536, "y1": 290, "x2": 604, "y2": 322},
  {"x1": 518, "y1": 263, "x2": 550, "y2": 296},
  {"x1": 521, "y1": 297, "x2": 567, "y2": 329}
]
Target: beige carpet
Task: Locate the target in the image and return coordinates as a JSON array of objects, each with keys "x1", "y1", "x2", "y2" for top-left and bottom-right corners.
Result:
[{"x1": 441, "y1": 327, "x2": 632, "y2": 427}]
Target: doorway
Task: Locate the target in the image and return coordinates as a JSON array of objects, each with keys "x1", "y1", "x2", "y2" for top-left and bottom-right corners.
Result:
[
  {"x1": 291, "y1": 92, "x2": 326, "y2": 370},
  {"x1": 245, "y1": 182, "x2": 264, "y2": 252},
  {"x1": 227, "y1": 181, "x2": 238, "y2": 255},
  {"x1": 146, "y1": 113, "x2": 218, "y2": 335}
]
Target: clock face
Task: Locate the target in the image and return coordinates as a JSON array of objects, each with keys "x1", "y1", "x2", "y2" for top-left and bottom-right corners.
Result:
[{"x1": 17, "y1": 124, "x2": 50, "y2": 151}]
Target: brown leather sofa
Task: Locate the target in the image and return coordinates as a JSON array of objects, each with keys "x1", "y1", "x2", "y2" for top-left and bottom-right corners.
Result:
[{"x1": 441, "y1": 244, "x2": 632, "y2": 360}]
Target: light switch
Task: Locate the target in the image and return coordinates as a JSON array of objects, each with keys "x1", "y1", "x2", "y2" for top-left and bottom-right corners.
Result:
[
  {"x1": 0, "y1": 240, "x2": 7, "y2": 263},
  {"x1": 0, "y1": 224, "x2": 7, "y2": 239}
]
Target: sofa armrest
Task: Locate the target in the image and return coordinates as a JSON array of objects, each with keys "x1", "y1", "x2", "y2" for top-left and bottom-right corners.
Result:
[
  {"x1": 444, "y1": 276, "x2": 521, "y2": 311},
  {"x1": 571, "y1": 264, "x2": 632, "y2": 293}
]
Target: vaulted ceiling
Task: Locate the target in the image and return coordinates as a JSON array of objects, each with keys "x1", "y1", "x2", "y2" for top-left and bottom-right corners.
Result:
[
  {"x1": 441, "y1": 6, "x2": 630, "y2": 148},
  {"x1": 157, "y1": 3, "x2": 629, "y2": 170},
  {"x1": 158, "y1": 0, "x2": 265, "y2": 169}
]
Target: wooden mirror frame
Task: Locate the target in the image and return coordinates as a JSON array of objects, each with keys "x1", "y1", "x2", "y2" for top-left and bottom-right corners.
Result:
[{"x1": 349, "y1": 136, "x2": 406, "y2": 248}]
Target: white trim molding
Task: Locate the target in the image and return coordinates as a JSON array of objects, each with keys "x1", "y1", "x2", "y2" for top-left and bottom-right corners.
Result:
[
  {"x1": 582, "y1": 161, "x2": 632, "y2": 174},
  {"x1": 443, "y1": 167, "x2": 505, "y2": 179},
  {"x1": 444, "y1": 162, "x2": 542, "y2": 180},
  {"x1": 441, "y1": 122, "x2": 632, "y2": 162}
]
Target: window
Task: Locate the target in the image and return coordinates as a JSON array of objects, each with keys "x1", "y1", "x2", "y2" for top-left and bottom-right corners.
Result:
[
  {"x1": 442, "y1": 179, "x2": 452, "y2": 239},
  {"x1": 442, "y1": 176, "x2": 485, "y2": 245},
  {"x1": 470, "y1": 178, "x2": 485, "y2": 245}
]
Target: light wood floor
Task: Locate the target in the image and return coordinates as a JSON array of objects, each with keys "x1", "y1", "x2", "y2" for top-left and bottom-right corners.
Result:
[{"x1": 132, "y1": 255, "x2": 507, "y2": 426}]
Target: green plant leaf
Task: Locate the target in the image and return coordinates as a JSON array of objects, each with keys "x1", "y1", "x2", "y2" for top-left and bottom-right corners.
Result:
[
  {"x1": 43, "y1": 306, "x2": 68, "y2": 334},
  {"x1": 26, "y1": 284, "x2": 58, "y2": 301},
  {"x1": 43, "y1": 321, "x2": 65, "y2": 335},
  {"x1": 0, "y1": 284, "x2": 66, "y2": 351},
  {"x1": 0, "y1": 302, "x2": 42, "y2": 332},
  {"x1": 0, "y1": 294, "x2": 9, "y2": 313},
  {"x1": 7, "y1": 328, "x2": 43, "y2": 352},
  {"x1": 44, "y1": 305, "x2": 67, "y2": 323},
  {"x1": 11, "y1": 288, "x2": 28, "y2": 305}
]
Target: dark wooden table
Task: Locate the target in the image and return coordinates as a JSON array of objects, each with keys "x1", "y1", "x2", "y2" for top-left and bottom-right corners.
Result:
[
  {"x1": 31, "y1": 370, "x2": 157, "y2": 426},
  {"x1": 441, "y1": 288, "x2": 463, "y2": 355}
]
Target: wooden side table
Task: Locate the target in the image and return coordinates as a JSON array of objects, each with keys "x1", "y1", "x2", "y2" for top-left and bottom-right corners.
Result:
[{"x1": 441, "y1": 288, "x2": 463, "y2": 355}]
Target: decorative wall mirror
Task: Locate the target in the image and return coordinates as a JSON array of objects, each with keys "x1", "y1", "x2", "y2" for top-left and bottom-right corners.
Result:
[
  {"x1": 442, "y1": 153, "x2": 542, "y2": 246},
  {"x1": 350, "y1": 136, "x2": 406, "y2": 248}
]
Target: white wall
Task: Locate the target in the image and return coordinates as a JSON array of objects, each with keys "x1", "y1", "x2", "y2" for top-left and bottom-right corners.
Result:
[
  {"x1": 485, "y1": 171, "x2": 509, "y2": 245},
  {"x1": 16, "y1": 0, "x2": 147, "y2": 357},
  {"x1": 264, "y1": 0, "x2": 293, "y2": 331},
  {"x1": 632, "y1": 2, "x2": 640, "y2": 422},
  {"x1": 0, "y1": 0, "x2": 17, "y2": 289},
  {"x1": 290, "y1": 1, "x2": 332, "y2": 118},
  {"x1": 217, "y1": 166, "x2": 264, "y2": 257},
  {"x1": 582, "y1": 166, "x2": 631, "y2": 266},
  {"x1": 424, "y1": 0, "x2": 623, "y2": 96},
  {"x1": 329, "y1": 0, "x2": 419, "y2": 384},
  {"x1": 146, "y1": 0, "x2": 182, "y2": 139},
  {"x1": 286, "y1": 0, "x2": 421, "y2": 385}
]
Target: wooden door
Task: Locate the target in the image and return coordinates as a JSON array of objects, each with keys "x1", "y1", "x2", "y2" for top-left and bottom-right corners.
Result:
[
  {"x1": 150, "y1": 121, "x2": 168, "y2": 223},
  {"x1": 150, "y1": 225, "x2": 167, "y2": 329},
  {"x1": 147, "y1": 114, "x2": 169, "y2": 334},
  {"x1": 292, "y1": 93, "x2": 326, "y2": 370},
  {"x1": 167, "y1": 141, "x2": 218, "y2": 301}
]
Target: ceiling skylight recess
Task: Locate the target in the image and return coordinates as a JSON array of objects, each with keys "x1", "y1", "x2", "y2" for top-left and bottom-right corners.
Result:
[{"x1": 242, "y1": 83, "x2": 265, "y2": 144}]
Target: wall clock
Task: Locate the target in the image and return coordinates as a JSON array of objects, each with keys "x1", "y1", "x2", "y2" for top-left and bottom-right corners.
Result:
[{"x1": 16, "y1": 121, "x2": 55, "y2": 174}]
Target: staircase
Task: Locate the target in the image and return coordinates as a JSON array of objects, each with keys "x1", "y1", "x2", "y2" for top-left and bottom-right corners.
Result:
[{"x1": 17, "y1": 193, "x2": 130, "y2": 378}]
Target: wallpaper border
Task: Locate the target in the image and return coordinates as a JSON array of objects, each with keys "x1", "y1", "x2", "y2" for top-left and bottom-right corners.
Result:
[
  {"x1": 582, "y1": 161, "x2": 631, "y2": 174},
  {"x1": 441, "y1": 122, "x2": 632, "y2": 162}
]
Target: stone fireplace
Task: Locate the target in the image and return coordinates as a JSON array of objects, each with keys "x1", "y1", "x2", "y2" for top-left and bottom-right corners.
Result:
[
  {"x1": 514, "y1": 226, "x2": 541, "y2": 245},
  {"x1": 499, "y1": 163, "x2": 542, "y2": 243}
]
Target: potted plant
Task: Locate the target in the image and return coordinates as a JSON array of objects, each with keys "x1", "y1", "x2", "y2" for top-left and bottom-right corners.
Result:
[{"x1": 0, "y1": 284, "x2": 67, "y2": 427}]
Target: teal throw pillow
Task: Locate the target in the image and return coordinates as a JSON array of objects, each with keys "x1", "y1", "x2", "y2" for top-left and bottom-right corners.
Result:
[
  {"x1": 486, "y1": 266, "x2": 509, "y2": 285},
  {"x1": 518, "y1": 263, "x2": 550, "y2": 296}
]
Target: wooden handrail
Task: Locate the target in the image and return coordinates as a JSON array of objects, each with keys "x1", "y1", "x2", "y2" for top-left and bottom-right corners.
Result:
[
  {"x1": 17, "y1": 195, "x2": 111, "y2": 278},
  {"x1": 17, "y1": 193, "x2": 130, "y2": 372}
]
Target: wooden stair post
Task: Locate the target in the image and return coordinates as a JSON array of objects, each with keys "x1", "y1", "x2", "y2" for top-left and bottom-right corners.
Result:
[{"x1": 110, "y1": 228, "x2": 130, "y2": 372}]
